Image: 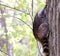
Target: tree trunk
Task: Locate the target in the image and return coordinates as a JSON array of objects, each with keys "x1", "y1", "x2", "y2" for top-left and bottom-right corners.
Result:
[{"x1": 46, "y1": 0, "x2": 60, "y2": 56}]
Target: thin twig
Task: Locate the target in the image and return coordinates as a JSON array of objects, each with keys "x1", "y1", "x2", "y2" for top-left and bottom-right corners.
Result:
[
  {"x1": 11, "y1": 15, "x2": 32, "y2": 29},
  {"x1": 16, "y1": 17, "x2": 32, "y2": 30},
  {"x1": 0, "y1": 49, "x2": 8, "y2": 55},
  {"x1": 31, "y1": 0, "x2": 34, "y2": 22}
]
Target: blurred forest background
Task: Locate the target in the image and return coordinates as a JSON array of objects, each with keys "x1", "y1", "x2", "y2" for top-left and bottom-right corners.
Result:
[{"x1": 0, "y1": 0, "x2": 46, "y2": 56}]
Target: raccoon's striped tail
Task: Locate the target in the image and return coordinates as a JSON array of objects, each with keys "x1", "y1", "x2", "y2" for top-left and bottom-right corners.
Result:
[{"x1": 42, "y1": 37, "x2": 49, "y2": 56}]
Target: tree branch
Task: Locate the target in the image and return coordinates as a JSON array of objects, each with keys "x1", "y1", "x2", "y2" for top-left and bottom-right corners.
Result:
[{"x1": 0, "y1": 3, "x2": 30, "y2": 15}]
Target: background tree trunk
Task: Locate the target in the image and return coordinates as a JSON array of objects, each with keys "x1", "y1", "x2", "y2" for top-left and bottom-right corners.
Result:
[{"x1": 46, "y1": 0, "x2": 60, "y2": 56}]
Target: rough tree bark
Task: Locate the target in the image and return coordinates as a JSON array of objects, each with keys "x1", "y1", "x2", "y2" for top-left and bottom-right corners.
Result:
[{"x1": 46, "y1": 0, "x2": 60, "y2": 56}]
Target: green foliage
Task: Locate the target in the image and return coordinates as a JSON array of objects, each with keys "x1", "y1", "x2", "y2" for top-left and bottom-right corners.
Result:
[
  {"x1": 0, "y1": 0, "x2": 45, "y2": 56},
  {"x1": 2, "y1": 44, "x2": 6, "y2": 51}
]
